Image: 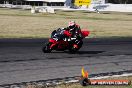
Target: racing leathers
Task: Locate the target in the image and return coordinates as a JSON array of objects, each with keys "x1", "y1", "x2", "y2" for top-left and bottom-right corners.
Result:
[{"x1": 63, "y1": 24, "x2": 82, "y2": 41}]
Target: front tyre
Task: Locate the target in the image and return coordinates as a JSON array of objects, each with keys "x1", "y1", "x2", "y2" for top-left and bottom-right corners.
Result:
[{"x1": 42, "y1": 43, "x2": 52, "y2": 53}]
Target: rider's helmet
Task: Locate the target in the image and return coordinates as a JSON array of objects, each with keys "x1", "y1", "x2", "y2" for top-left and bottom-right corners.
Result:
[{"x1": 68, "y1": 21, "x2": 76, "y2": 32}]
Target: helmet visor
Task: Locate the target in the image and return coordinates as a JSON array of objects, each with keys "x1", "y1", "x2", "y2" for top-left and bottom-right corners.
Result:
[{"x1": 69, "y1": 25, "x2": 75, "y2": 29}]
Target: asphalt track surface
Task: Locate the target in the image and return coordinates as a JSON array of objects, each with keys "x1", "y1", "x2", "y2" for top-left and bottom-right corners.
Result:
[{"x1": 0, "y1": 38, "x2": 132, "y2": 85}]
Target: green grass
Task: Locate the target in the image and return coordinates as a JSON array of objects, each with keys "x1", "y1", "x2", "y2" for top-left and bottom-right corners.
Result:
[{"x1": 0, "y1": 8, "x2": 132, "y2": 38}]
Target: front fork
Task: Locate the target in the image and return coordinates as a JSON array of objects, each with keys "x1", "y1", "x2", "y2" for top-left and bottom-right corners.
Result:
[{"x1": 49, "y1": 38, "x2": 58, "y2": 49}]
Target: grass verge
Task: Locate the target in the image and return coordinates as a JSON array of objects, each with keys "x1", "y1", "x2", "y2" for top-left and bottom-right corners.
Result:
[{"x1": 0, "y1": 8, "x2": 132, "y2": 38}]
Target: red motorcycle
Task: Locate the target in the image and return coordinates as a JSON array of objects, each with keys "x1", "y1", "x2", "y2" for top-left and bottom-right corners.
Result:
[{"x1": 42, "y1": 28, "x2": 90, "y2": 53}]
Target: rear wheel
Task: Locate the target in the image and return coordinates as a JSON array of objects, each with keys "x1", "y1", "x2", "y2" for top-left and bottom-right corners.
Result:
[
  {"x1": 69, "y1": 40, "x2": 83, "y2": 53},
  {"x1": 69, "y1": 47, "x2": 78, "y2": 53},
  {"x1": 42, "y1": 43, "x2": 52, "y2": 53},
  {"x1": 76, "y1": 40, "x2": 83, "y2": 50}
]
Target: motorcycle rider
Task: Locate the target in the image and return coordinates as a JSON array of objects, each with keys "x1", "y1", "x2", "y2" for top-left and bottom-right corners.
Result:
[
  {"x1": 52, "y1": 21, "x2": 82, "y2": 41},
  {"x1": 63, "y1": 21, "x2": 82, "y2": 41}
]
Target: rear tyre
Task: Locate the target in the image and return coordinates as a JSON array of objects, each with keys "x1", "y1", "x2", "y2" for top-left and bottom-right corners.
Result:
[
  {"x1": 69, "y1": 47, "x2": 78, "y2": 53},
  {"x1": 77, "y1": 40, "x2": 83, "y2": 50},
  {"x1": 42, "y1": 43, "x2": 52, "y2": 53},
  {"x1": 69, "y1": 41, "x2": 83, "y2": 53}
]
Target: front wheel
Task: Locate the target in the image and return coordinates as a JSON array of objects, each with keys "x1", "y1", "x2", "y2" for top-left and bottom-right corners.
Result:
[{"x1": 42, "y1": 43, "x2": 52, "y2": 53}]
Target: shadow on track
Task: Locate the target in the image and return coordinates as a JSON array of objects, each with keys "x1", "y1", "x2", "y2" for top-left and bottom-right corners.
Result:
[{"x1": 47, "y1": 51, "x2": 105, "y2": 54}]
